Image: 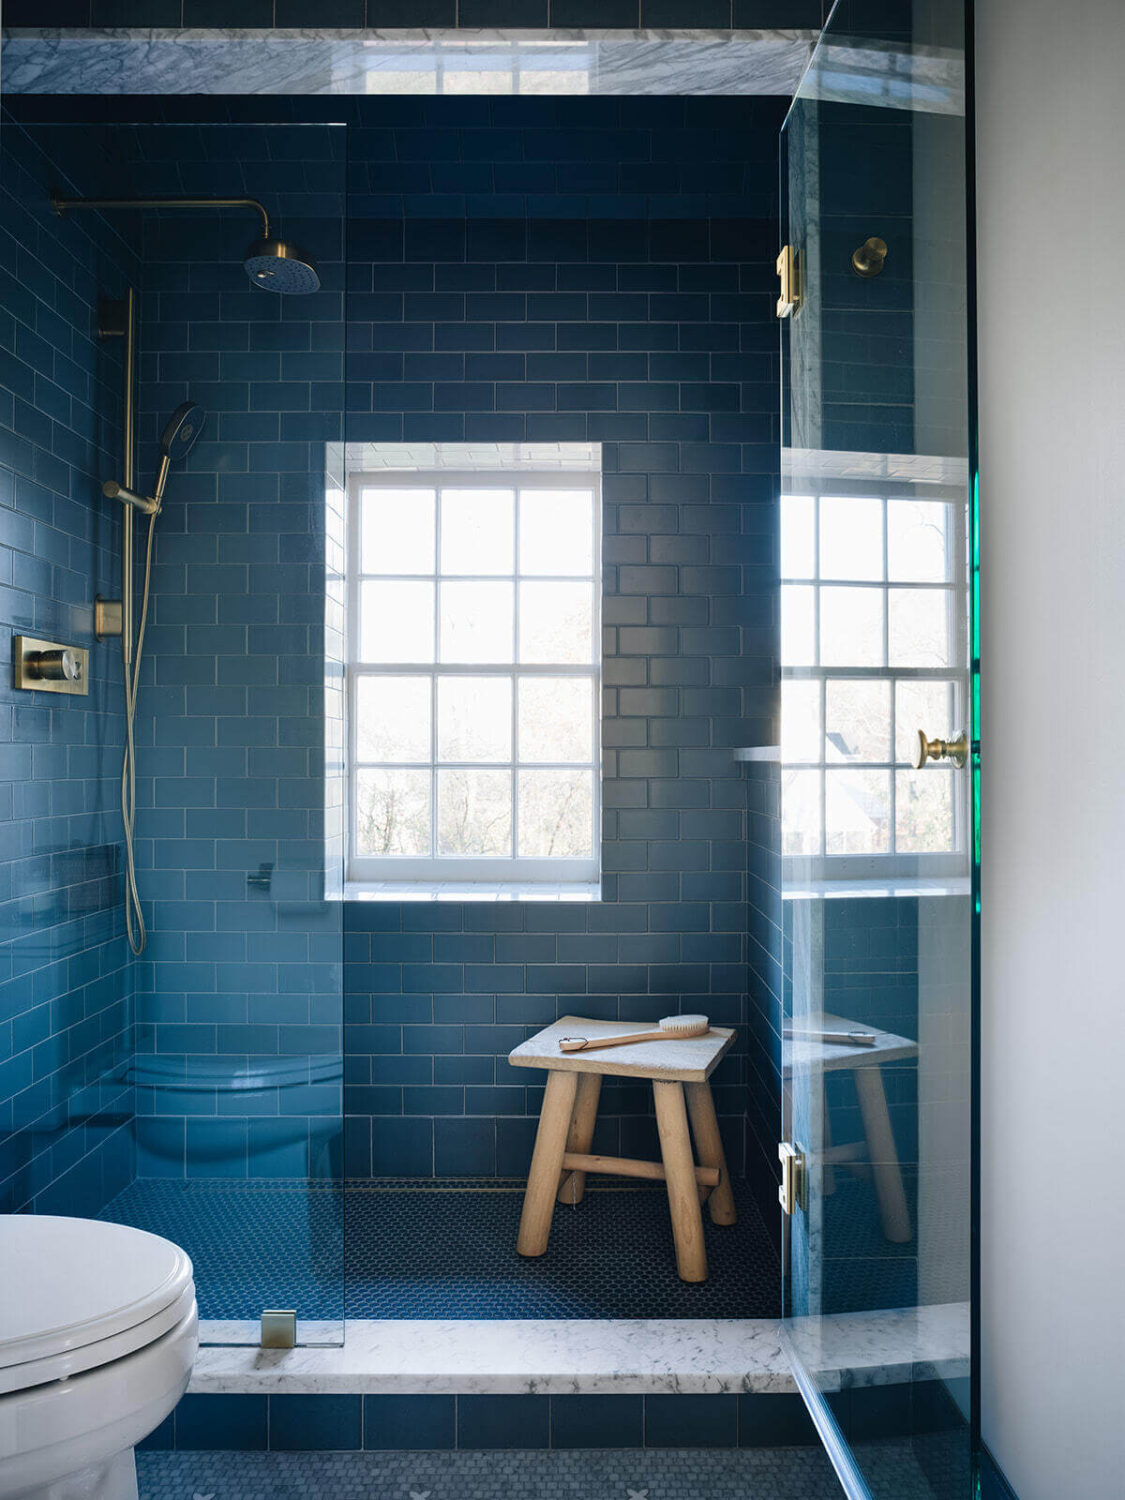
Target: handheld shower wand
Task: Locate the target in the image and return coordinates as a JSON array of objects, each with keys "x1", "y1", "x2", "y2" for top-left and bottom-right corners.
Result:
[{"x1": 105, "y1": 380, "x2": 206, "y2": 956}]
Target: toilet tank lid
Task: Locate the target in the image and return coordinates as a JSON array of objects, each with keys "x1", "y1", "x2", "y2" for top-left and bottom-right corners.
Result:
[{"x1": 0, "y1": 1216, "x2": 194, "y2": 1369}]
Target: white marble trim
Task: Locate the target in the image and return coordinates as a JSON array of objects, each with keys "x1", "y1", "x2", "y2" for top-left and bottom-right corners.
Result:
[{"x1": 190, "y1": 1305, "x2": 969, "y2": 1397}]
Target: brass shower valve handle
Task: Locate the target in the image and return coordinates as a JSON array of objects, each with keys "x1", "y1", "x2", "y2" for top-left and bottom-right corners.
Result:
[{"x1": 912, "y1": 729, "x2": 969, "y2": 770}]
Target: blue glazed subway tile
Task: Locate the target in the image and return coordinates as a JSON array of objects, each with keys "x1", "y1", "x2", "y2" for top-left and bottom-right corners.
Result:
[
  {"x1": 458, "y1": 1395, "x2": 550, "y2": 1450},
  {"x1": 268, "y1": 1395, "x2": 363, "y2": 1452},
  {"x1": 364, "y1": 1395, "x2": 456, "y2": 1450}
]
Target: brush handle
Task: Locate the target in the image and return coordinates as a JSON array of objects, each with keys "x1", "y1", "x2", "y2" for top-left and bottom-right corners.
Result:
[{"x1": 564, "y1": 1029, "x2": 666, "y2": 1052}]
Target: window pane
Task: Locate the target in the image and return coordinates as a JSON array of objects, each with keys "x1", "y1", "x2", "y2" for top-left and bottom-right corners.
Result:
[
  {"x1": 437, "y1": 768, "x2": 512, "y2": 855},
  {"x1": 895, "y1": 680, "x2": 957, "y2": 762},
  {"x1": 362, "y1": 488, "x2": 434, "y2": 575},
  {"x1": 519, "y1": 677, "x2": 592, "y2": 763},
  {"x1": 519, "y1": 582, "x2": 592, "y2": 664},
  {"x1": 825, "y1": 769, "x2": 891, "y2": 854},
  {"x1": 781, "y1": 584, "x2": 816, "y2": 667},
  {"x1": 356, "y1": 676, "x2": 431, "y2": 762},
  {"x1": 896, "y1": 768, "x2": 955, "y2": 852},
  {"x1": 440, "y1": 581, "x2": 514, "y2": 663},
  {"x1": 781, "y1": 496, "x2": 815, "y2": 579},
  {"x1": 888, "y1": 587, "x2": 954, "y2": 667},
  {"x1": 440, "y1": 488, "x2": 514, "y2": 575},
  {"x1": 781, "y1": 679, "x2": 820, "y2": 763},
  {"x1": 361, "y1": 580, "x2": 434, "y2": 663},
  {"x1": 438, "y1": 676, "x2": 511, "y2": 762},
  {"x1": 820, "y1": 496, "x2": 883, "y2": 581},
  {"x1": 782, "y1": 767, "x2": 821, "y2": 856},
  {"x1": 888, "y1": 500, "x2": 952, "y2": 583},
  {"x1": 820, "y1": 586, "x2": 884, "y2": 667},
  {"x1": 356, "y1": 768, "x2": 431, "y2": 856},
  {"x1": 520, "y1": 489, "x2": 594, "y2": 576},
  {"x1": 518, "y1": 769, "x2": 593, "y2": 857},
  {"x1": 825, "y1": 679, "x2": 891, "y2": 763}
]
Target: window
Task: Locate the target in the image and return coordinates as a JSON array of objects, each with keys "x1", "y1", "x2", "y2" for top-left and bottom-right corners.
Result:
[
  {"x1": 781, "y1": 492, "x2": 968, "y2": 879},
  {"x1": 346, "y1": 469, "x2": 601, "y2": 889}
]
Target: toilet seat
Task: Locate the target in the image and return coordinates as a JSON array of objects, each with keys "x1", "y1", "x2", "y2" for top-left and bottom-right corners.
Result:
[{"x1": 0, "y1": 1217, "x2": 195, "y2": 1396}]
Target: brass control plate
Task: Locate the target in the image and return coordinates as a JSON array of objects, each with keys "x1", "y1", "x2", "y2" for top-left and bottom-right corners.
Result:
[{"x1": 13, "y1": 636, "x2": 89, "y2": 696}]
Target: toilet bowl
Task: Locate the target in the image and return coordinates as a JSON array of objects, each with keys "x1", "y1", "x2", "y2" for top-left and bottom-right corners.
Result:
[{"x1": 0, "y1": 1216, "x2": 198, "y2": 1500}]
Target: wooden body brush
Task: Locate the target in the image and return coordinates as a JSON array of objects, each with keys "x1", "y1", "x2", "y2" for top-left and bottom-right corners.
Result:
[{"x1": 557, "y1": 1014, "x2": 710, "y2": 1053}]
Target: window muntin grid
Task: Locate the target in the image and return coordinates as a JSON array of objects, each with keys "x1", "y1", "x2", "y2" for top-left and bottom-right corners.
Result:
[
  {"x1": 781, "y1": 493, "x2": 969, "y2": 879},
  {"x1": 346, "y1": 471, "x2": 601, "y2": 886}
]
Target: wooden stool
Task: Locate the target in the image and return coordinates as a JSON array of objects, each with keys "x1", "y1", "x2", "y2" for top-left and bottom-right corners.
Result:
[
  {"x1": 508, "y1": 1015, "x2": 737, "y2": 1283},
  {"x1": 785, "y1": 1012, "x2": 917, "y2": 1244}
]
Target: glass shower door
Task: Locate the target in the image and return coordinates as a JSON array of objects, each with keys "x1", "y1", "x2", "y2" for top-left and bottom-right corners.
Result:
[{"x1": 779, "y1": 3, "x2": 976, "y2": 1496}]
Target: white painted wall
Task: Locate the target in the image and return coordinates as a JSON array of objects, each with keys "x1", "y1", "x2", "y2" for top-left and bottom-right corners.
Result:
[{"x1": 976, "y1": 3, "x2": 1125, "y2": 1495}]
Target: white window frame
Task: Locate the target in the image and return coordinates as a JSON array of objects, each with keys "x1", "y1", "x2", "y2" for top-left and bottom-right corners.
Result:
[
  {"x1": 781, "y1": 489, "x2": 971, "y2": 884},
  {"x1": 345, "y1": 468, "x2": 602, "y2": 889}
]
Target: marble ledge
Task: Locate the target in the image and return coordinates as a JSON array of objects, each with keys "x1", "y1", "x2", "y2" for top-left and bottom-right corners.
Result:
[
  {"x1": 0, "y1": 29, "x2": 815, "y2": 98},
  {"x1": 190, "y1": 1305, "x2": 969, "y2": 1397}
]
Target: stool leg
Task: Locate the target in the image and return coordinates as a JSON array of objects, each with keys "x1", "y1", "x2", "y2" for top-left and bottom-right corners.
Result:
[
  {"x1": 517, "y1": 1070, "x2": 578, "y2": 1257},
  {"x1": 653, "y1": 1079, "x2": 708, "y2": 1283},
  {"x1": 557, "y1": 1072, "x2": 602, "y2": 1205},
  {"x1": 685, "y1": 1080, "x2": 737, "y2": 1227},
  {"x1": 853, "y1": 1065, "x2": 912, "y2": 1244}
]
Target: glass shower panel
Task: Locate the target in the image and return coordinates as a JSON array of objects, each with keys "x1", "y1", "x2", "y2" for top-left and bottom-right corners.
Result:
[
  {"x1": 3, "y1": 116, "x2": 347, "y2": 1347},
  {"x1": 779, "y1": 3, "x2": 975, "y2": 1495}
]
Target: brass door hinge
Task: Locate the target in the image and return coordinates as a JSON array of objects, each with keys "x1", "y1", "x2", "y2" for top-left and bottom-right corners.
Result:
[
  {"x1": 778, "y1": 1141, "x2": 806, "y2": 1216},
  {"x1": 776, "y1": 245, "x2": 801, "y2": 318}
]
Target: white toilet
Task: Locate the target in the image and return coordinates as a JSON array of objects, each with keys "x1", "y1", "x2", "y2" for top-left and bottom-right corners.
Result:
[{"x1": 0, "y1": 1216, "x2": 198, "y2": 1500}]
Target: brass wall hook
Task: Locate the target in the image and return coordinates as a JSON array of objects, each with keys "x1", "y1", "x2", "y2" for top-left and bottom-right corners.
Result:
[{"x1": 852, "y1": 236, "x2": 888, "y2": 278}]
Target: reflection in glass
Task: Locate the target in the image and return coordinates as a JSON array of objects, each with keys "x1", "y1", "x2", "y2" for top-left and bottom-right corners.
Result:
[
  {"x1": 781, "y1": 678, "x2": 821, "y2": 763},
  {"x1": 819, "y1": 496, "x2": 883, "y2": 580},
  {"x1": 896, "y1": 767, "x2": 955, "y2": 852},
  {"x1": 361, "y1": 580, "x2": 434, "y2": 662},
  {"x1": 519, "y1": 677, "x2": 591, "y2": 763},
  {"x1": 782, "y1": 584, "x2": 816, "y2": 666},
  {"x1": 519, "y1": 582, "x2": 592, "y2": 664},
  {"x1": 888, "y1": 499, "x2": 951, "y2": 582},
  {"x1": 437, "y1": 768, "x2": 511, "y2": 855},
  {"x1": 825, "y1": 679, "x2": 890, "y2": 762},
  {"x1": 520, "y1": 489, "x2": 594, "y2": 576},
  {"x1": 825, "y1": 768, "x2": 891, "y2": 854},
  {"x1": 437, "y1": 676, "x2": 511, "y2": 762},
  {"x1": 820, "y1": 586, "x2": 884, "y2": 667},
  {"x1": 888, "y1": 587, "x2": 952, "y2": 666},
  {"x1": 356, "y1": 676, "x2": 430, "y2": 761},
  {"x1": 356, "y1": 768, "x2": 430, "y2": 855},
  {"x1": 782, "y1": 767, "x2": 821, "y2": 855},
  {"x1": 440, "y1": 488, "x2": 514, "y2": 574},
  {"x1": 362, "y1": 488, "x2": 435, "y2": 574},
  {"x1": 895, "y1": 679, "x2": 956, "y2": 763},
  {"x1": 440, "y1": 581, "x2": 514, "y2": 663},
  {"x1": 781, "y1": 495, "x2": 816, "y2": 578},
  {"x1": 518, "y1": 769, "x2": 593, "y2": 857}
]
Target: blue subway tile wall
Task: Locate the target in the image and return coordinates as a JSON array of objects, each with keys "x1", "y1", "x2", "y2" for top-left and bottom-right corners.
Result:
[
  {"x1": 0, "y1": 113, "x2": 137, "y2": 1216},
  {"x1": 14, "y1": 97, "x2": 786, "y2": 1222},
  {"x1": 4, "y1": 1, "x2": 827, "y2": 30},
  {"x1": 341, "y1": 96, "x2": 783, "y2": 1182},
  {"x1": 142, "y1": 1390, "x2": 828, "y2": 1452},
  {"x1": 120, "y1": 124, "x2": 348, "y2": 1197}
]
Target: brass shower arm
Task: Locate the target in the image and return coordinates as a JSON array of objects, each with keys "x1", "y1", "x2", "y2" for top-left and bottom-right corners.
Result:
[{"x1": 50, "y1": 195, "x2": 271, "y2": 240}]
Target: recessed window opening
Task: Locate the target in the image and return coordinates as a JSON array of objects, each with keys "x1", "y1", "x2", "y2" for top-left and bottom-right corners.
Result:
[
  {"x1": 781, "y1": 490, "x2": 970, "y2": 882},
  {"x1": 345, "y1": 446, "x2": 601, "y2": 893}
]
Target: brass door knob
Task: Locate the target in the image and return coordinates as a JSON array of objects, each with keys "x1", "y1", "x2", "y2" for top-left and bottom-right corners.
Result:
[
  {"x1": 852, "y1": 236, "x2": 888, "y2": 277},
  {"x1": 912, "y1": 730, "x2": 969, "y2": 770}
]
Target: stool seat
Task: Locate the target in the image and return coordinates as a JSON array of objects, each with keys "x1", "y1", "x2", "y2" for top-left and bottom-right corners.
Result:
[
  {"x1": 508, "y1": 1016, "x2": 738, "y2": 1283},
  {"x1": 508, "y1": 1014, "x2": 736, "y2": 1082}
]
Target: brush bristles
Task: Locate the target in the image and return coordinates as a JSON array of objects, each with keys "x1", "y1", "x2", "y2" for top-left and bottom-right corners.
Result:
[{"x1": 658, "y1": 1013, "x2": 709, "y2": 1037}]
